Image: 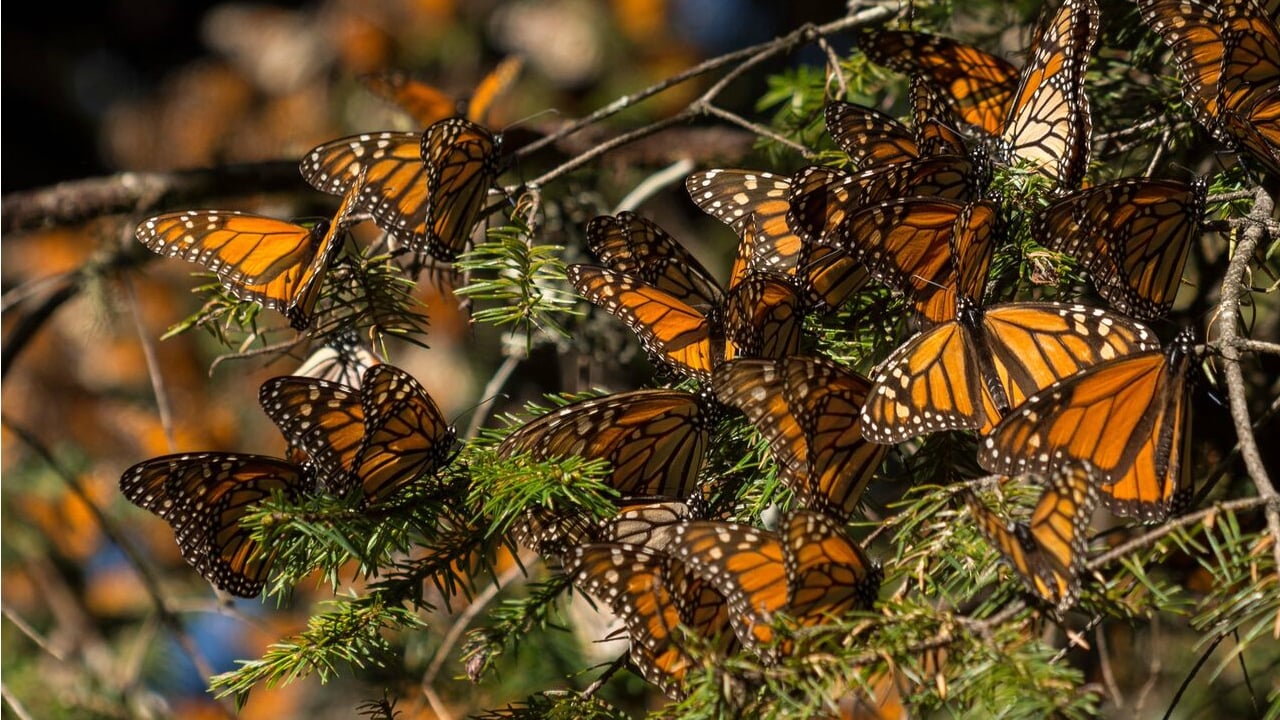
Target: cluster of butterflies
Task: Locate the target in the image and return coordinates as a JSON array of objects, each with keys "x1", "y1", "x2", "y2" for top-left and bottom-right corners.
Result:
[
  {"x1": 120, "y1": 360, "x2": 456, "y2": 597},
  {"x1": 135, "y1": 114, "x2": 503, "y2": 330},
  {"x1": 117, "y1": 0, "x2": 1278, "y2": 701}
]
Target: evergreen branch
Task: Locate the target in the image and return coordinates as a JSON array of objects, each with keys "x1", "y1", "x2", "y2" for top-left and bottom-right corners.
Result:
[
  {"x1": 209, "y1": 595, "x2": 427, "y2": 701},
  {"x1": 453, "y1": 222, "x2": 582, "y2": 344}
]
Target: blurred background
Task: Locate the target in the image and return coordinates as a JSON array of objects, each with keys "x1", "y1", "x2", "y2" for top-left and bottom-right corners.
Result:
[{"x1": 1, "y1": 1, "x2": 851, "y2": 718}]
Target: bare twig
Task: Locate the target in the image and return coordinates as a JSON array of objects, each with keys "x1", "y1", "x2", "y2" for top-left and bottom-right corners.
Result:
[
  {"x1": 420, "y1": 560, "x2": 530, "y2": 718},
  {"x1": 1, "y1": 160, "x2": 304, "y2": 235},
  {"x1": 1210, "y1": 186, "x2": 1280, "y2": 575},
  {"x1": 464, "y1": 354, "x2": 522, "y2": 442},
  {"x1": 1086, "y1": 497, "x2": 1270, "y2": 570},
  {"x1": 613, "y1": 159, "x2": 697, "y2": 213},
  {"x1": 510, "y1": 6, "x2": 895, "y2": 164}
]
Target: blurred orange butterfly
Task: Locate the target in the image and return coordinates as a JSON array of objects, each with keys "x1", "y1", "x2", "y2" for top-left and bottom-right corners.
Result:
[
  {"x1": 261, "y1": 364, "x2": 456, "y2": 506},
  {"x1": 861, "y1": 302, "x2": 1160, "y2": 444},
  {"x1": 361, "y1": 56, "x2": 523, "y2": 128},
  {"x1": 713, "y1": 357, "x2": 888, "y2": 519},
  {"x1": 135, "y1": 176, "x2": 363, "y2": 330},
  {"x1": 1032, "y1": 177, "x2": 1206, "y2": 319},
  {"x1": 569, "y1": 213, "x2": 802, "y2": 380},
  {"x1": 963, "y1": 467, "x2": 1097, "y2": 612},
  {"x1": 979, "y1": 328, "x2": 1198, "y2": 521},
  {"x1": 120, "y1": 453, "x2": 315, "y2": 597}
]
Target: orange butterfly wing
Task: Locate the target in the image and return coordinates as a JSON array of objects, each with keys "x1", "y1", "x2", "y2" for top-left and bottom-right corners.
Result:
[
  {"x1": 998, "y1": 0, "x2": 1098, "y2": 188},
  {"x1": 498, "y1": 389, "x2": 709, "y2": 499},
  {"x1": 1033, "y1": 178, "x2": 1205, "y2": 319},
  {"x1": 979, "y1": 329, "x2": 1196, "y2": 521},
  {"x1": 964, "y1": 467, "x2": 1097, "y2": 611},
  {"x1": 862, "y1": 302, "x2": 1159, "y2": 443},
  {"x1": 119, "y1": 453, "x2": 314, "y2": 597},
  {"x1": 352, "y1": 365, "x2": 456, "y2": 506},
  {"x1": 301, "y1": 132, "x2": 428, "y2": 250},
  {"x1": 420, "y1": 117, "x2": 501, "y2": 261},
  {"x1": 861, "y1": 30, "x2": 1020, "y2": 134}
]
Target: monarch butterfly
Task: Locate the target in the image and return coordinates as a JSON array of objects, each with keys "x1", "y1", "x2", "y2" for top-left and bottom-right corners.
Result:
[
  {"x1": 686, "y1": 169, "x2": 802, "y2": 277},
  {"x1": 511, "y1": 500, "x2": 693, "y2": 559},
  {"x1": 713, "y1": 357, "x2": 888, "y2": 519},
  {"x1": 1032, "y1": 177, "x2": 1207, "y2": 319},
  {"x1": 666, "y1": 510, "x2": 880, "y2": 657},
  {"x1": 864, "y1": 0, "x2": 1099, "y2": 188},
  {"x1": 1138, "y1": 0, "x2": 1280, "y2": 180},
  {"x1": 419, "y1": 116, "x2": 502, "y2": 262},
  {"x1": 780, "y1": 510, "x2": 883, "y2": 627},
  {"x1": 261, "y1": 364, "x2": 455, "y2": 505},
  {"x1": 565, "y1": 542, "x2": 733, "y2": 699},
  {"x1": 570, "y1": 214, "x2": 803, "y2": 380},
  {"x1": 861, "y1": 302, "x2": 1160, "y2": 444},
  {"x1": 352, "y1": 364, "x2": 457, "y2": 505},
  {"x1": 301, "y1": 132, "x2": 428, "y2": 252},
  {"x1": 119, "y1": 453, "x2": 316, "y2": 597},
  {"x1": 361, "y1": 56, "x2": 523, "y2": 128},
  {"x1": 979, "y1": 328, "x2": 1198, "y2": 521},
  {"x1": 787, "y1": 152, "x2": 987, "y2": 249},
  {"x1": 994, "y1": 0, "x2": 1098, "y2": 188},
  {"x1": 497, "y1": 389, "x2": 710, "y2": 500},
  {"x1": 686, "y1": 170, "x2": 872, "y2": 312},
  {"x1": 509, "y1": 504, "x2": 604, "y2": 558},
  {"x1": 962, "y1": 467, "x2": 1098, "y2": 612},
  {"x1": 259, "y1": 375, "x2": 365, "y2": 491},
  {"x1": 822, "y1": 198, "x2": 998, "y2": 325},
  {"x1": 860, "y1": 30, "x2": 1020, "y2": 135},
  {"x1": 664, "y1": 520, "x2": 787, "y2": 654},
  {"x1": 135, "y1": 177, "x2": 363, "y2": 330}
]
